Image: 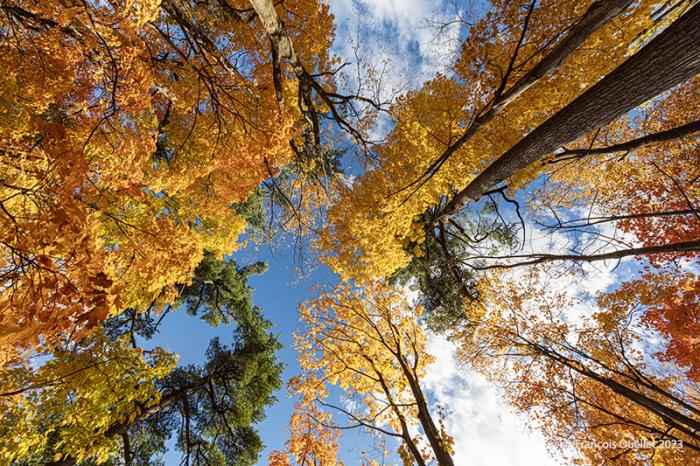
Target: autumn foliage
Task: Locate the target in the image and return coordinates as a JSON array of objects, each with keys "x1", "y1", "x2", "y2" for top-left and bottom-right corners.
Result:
[
  {"x1": 1, "y1": 0, "x2": 700, "y2": 465},
  {"x1": 0, "y1": 0, "x2": 334, "y2": 356}
]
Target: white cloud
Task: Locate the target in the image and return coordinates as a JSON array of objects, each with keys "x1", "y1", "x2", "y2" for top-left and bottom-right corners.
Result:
[
  {"x1": 323, "y1": 4, "x2": 666, "y2": 465},
  {"x1": 424, "y1": 333, "x2": 560, "y2": 466},
  {"x1": 328, "y1": 0, "x2": 463, "y2": 101}
]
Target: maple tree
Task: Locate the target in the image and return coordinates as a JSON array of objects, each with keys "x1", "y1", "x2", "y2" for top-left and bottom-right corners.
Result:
[
  {"x1": 0, "y1": 0, "x2": 337, "y2": 357},
  {"x1": 322, "y1": 0, "x2": 699, "y2": 281},
  {"x1": 435, "y1": 1, "x2": 700, "y2": 221},
  {"x1": 450, "y1": 269, "x2": 700, "y2": 464},
  {"x1": 314, "y1": 4, "x2": 700, "y2": 459},
  {"x1": 1, "y1": 0, "x2": 699, "y2": 464},
  {"x1": 613, "y1": 269, "x2": 700, "y2": 384},
  {"x1": 540, "y1": 75, "x2": 700, "y2": 261},
  {"x1": 1, "y1": 330, "x2": 177, "y2": 465},
  {"x1": 288, "y1": 281, "x2": 455, "y2": 466}
]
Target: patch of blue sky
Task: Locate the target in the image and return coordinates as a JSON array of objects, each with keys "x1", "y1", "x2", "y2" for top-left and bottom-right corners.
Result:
[{"x1": 147, "y1": 1, "x2": 489, "y2": 464}]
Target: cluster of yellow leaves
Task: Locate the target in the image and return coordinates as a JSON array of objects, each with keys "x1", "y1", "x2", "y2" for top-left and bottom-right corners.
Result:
[
  {"x1": 322, "y1": 0, "x2": 679, "y2": 281},
  {"x1": 269, "y1": 403, "x2": 343, "y2": 466},
  {"x1": 310, "y1": 2, "x2": 698, "y2": 463},
  {"x1": 0, "y1": 331, "x2": 177, "y2": 464},
  {"x1": 0, "y1": 0, "x2": 335, "y2": 357},
  {"x1": 288, "y1": 281, "x2": 453, "y2": 465},
  {"x1": 294, "y1": 281, "x2": 431, "y2": 404}
]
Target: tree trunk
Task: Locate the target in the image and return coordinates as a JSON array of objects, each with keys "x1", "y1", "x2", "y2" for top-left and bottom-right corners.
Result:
[
  {"x1": 247, "y1": 0, "x2": 307, "y2": 98},
  {"x1": 490, "y1": 0, "x2": 633, "y2": 113},
  {"x1": 437, "y1": 3, "x2": 700, "y2": 222},
  {"x1": 122, "y1": 432, "x2": 132, "y2": 466},
  {"x1": 405, "y1": 0, "x2": 633, "y2": 188},
  {"x1": 398, "y1": 356, "x2": 456, "y2": 466},
  {"x1": 365, "y1": 355, "x2": 428, "y2": 466}
]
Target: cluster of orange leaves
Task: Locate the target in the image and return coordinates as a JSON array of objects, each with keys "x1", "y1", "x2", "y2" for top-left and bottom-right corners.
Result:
[{"x1": 0, "y1": 0, "x2": 335, "y2": 359}]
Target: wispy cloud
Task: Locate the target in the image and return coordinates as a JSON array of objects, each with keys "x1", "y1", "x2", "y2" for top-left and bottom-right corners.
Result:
[
  {"x1": 329, "y1": 0, "x2": 463, "y2": 97},
  {"x1": 418, "y1": 209, "x2": 643, "y2": 465}
]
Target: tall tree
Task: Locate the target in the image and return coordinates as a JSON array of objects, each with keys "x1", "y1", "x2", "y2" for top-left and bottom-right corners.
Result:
[
  {"x1": 289, "y1": 282, "x2": 455, "y2": 466},
  {"x1": 322, "y1": 0, "x2": 694, "y2": 281},
  {"x1": 0, "y1": 0, "x2": 335, "y2": 358},
  {"x1": 437, "y1": 2, "x2": 700, "y2": 221}
]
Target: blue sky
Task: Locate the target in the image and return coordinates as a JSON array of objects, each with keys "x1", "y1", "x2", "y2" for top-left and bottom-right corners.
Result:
[
  {"x1": 150, "y1": 197, "x2": 638, "y2": 465},
  {"x1": 148, "y1": 1, "x2": 468, "y2": 461},
  {"x1": 147, "y1": 1, "x2": 558, "y2": 464}
]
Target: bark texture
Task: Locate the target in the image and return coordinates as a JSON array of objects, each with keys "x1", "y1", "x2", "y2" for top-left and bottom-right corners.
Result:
[
  {"x1": 437, "y1": 3, "x2": 700, "y2": 222},
  {"x1": 405, "y1": 0, "x2": 632, "y2": 190}
]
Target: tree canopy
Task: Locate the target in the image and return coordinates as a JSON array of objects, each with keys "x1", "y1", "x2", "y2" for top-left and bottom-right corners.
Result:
[{"x1": 1, "y1": 0, "x2": 699, "y2": 464}]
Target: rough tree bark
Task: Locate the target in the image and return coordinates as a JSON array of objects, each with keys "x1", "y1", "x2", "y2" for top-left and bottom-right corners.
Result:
[
  {"x1": 437, "y1": 3, "x2": 700, "y2": 222},
  {"x1": 403, "y1": 0, "x2": 633, "y2": 190}
]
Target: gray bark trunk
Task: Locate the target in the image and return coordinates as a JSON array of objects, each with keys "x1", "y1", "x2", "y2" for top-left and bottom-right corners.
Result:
[
  {"x1": 437, "y1": 3, "x2": 700, "y2": 222},
  {"x1": 406, "y1": 0, "x2": 632, "y2": 189}
]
